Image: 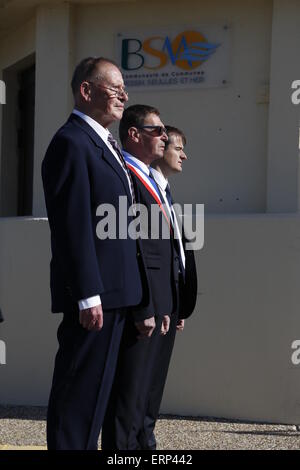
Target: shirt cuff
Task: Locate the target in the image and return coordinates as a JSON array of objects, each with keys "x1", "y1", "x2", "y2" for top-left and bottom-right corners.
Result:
[{"x1": 78, "y1": 295, "x2": 101, "y2": 311}]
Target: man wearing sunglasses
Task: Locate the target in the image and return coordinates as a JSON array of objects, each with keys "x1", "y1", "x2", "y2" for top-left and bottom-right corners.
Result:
[
  {"x1": 139, "y1": 125, "x2": 198, "y2": 449},
  {"x1": 42, "y1": 58, "x2": 146, "y2": 450},
  {"x1": 101, "y1": 104, "x2": 181, "y2": 450}
]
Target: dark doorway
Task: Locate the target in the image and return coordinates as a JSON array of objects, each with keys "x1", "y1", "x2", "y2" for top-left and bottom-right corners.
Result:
[
  {"x1": 17, "y1": 64, "x2": 35, "y2": 216},
  {"x1": 1, "y1": 55, "x2": 35, "y2": 217}
]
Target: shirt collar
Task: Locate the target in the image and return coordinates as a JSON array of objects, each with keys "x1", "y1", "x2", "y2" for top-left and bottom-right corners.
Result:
[
  {"x1": 72, "y1": 109, "x2": 110, "y2": 143},
  {"x1": 150, "y1": 167, "x2": 168, "y2": 192},
  {"x1": 122, "y1": 151, "x2": 150, "y2": 176}
]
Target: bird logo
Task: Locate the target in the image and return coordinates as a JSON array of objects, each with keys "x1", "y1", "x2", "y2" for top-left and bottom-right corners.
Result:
[{"x1": 164, "y1": 30, "x2": 219, "y2": 70}]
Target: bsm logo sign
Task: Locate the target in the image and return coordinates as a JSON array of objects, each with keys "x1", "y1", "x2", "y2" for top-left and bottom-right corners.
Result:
[{"x1": 121, "y1": 30, "x2": 219, "y2": 71}]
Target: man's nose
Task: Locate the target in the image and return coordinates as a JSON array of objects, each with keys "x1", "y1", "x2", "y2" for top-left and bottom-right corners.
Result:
[
  {"x1": 181, "y1": 151, "x2": 187, "y2": 160},
  {"x1": 121, "y1": 92, "x2": 129, "y2": 103}
]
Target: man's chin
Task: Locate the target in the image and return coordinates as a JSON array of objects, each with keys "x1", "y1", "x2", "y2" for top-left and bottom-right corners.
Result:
[{"x1": 113, "y1": 109, "x2": 124, "y2": 120}]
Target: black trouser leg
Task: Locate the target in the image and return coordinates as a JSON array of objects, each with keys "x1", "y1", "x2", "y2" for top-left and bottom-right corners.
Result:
[
  {"x1": 47, "y1": 308, "x2": 125, "y2": 450},
  {"x1": 101, "y1": 316, "x2": 163, "y2": 450},
  {"x1": 138, "y1": 312, "x2": 178, "y2": 450}
]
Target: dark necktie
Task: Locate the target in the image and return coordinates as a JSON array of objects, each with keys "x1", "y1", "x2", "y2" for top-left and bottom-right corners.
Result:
[
  {"x1": 107, "y1": 133, "x2": 136, "y2": 206},
  {"x1": 149, "y1": 171, "x2": 162, "y2": 199},
  {"x1": 149, "y1": 171, "x2": 172, "y2": 220},
  {"x1": 165, "y1": 183, "x2": 175, "y2": 225}
]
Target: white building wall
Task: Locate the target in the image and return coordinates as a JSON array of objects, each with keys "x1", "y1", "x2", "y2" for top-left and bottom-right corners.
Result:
[
  {"x1": 266, "y1": 0, "x2": 300, "y2": 213},
  {"x1": 0, "y1": 218, "x2": 60, "y2": 405},
  {"x1": 1, "y1": 216, "x2": 300, "y2": 425},
  {"x1": 164, "y1": 214, "x2": 300, "y2": 423},
  {"x1": 33, "y1": 3, "x2": 75, "y2": 215},
  {"x1": 1, "y1": 0, "x2": 300, "y2": 425},
  {"x1": 73, "y1": 0, "x2": 272, "y2": 213}
]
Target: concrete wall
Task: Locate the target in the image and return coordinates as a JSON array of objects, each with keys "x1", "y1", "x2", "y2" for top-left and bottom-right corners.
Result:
[
  {"x1": 266, "y1": 0, "x2": 300, "y2": 213},
  {"x1": 73, "y1": 0, "x2": 272, "y2": 214},
  {"x1": 164, "y1": 214, "x2": 300, "y2": 423},
  {"x1": 0, "y1": 0, "x2": 273, "y2": 215},
  {"x1": 1, "y1": 216, "x2": 300, "y2": 425},
  {"x1": 2, "y1": 0, "x2": 300, "y2": 215},
  {"x1": 1, "y1": 0, "x2": 300, "y2": 425},
  {"x1": 33, "y1": 3, "x2": 75, "y2": 215}
]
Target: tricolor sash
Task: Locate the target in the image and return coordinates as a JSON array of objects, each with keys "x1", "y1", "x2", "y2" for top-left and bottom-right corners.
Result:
[{"x1": 124, "y1": 155, "x2": 171, "y2": 230}]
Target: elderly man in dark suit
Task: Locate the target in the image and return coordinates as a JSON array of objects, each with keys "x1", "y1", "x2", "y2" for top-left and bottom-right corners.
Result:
[
  {"x1": 42, "y1": 58, "x2": 150, "y2": 450},
  {"x1": 101, "y1": 105, "x2": 196, "y2": 450}
]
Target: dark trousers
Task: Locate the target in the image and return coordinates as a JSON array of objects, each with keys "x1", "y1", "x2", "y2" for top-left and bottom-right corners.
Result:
[
  {"x1": 47, "y1": 308, "x2": 126, "y2": 450},
  {"x1": 101, "y1": 312, "x2": 178, "y2": 450},
  {"x1": 139, "y1": 312, "x2": 178, "y2": 449}
]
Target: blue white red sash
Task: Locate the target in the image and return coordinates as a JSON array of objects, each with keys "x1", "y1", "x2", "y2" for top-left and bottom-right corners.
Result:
[{"x1": 123, "y1": 154, "x2": 171, "y2": 229}]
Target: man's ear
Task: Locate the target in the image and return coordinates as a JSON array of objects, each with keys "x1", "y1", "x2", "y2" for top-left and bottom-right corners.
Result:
[
  {"x1": 80, "y1": 81, "x2": 92, "y2": 103},
  {"x1": 128, "y1": 127, "x2": 140, "y2": 143}
]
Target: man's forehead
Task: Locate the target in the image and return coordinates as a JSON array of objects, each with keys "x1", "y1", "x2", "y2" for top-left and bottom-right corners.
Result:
[
  {"x1": 95, "y1": 63, "x2": 123, "y2": 83},
  {"x1": 169, "y1": 133, "x2": 184, "y2": 147},
  {"x1": 143, "y1": 113, "x2": 163, "y2": 125}
]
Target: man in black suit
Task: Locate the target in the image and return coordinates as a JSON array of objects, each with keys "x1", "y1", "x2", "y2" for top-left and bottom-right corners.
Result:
[
  {"x1": 42, "y1": 58, "x2": 151, "y2": 450},
  {"x1": 141, "y1": 125, "x2": 198, "y2": 449},
  {"x1": 104, "y1": 123, "x2": 198, "y2": 451},
  {"x1": 101, "y1": 105, "x2": 181, "y2": 450}
]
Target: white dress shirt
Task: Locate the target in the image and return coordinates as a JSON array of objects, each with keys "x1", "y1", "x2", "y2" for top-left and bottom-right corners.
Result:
[{"x1": 150, "y1": 168, "x2": 186, "y2": 269}]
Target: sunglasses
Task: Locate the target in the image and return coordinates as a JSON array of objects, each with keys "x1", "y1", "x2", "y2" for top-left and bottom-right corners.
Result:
[{"x1": 137, "y1": 126, "x2": 168, "y2": 137}]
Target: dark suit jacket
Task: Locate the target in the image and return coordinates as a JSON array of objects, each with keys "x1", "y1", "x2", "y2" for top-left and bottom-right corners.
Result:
[
  {"x1": 128, "y1": 168, "x2": 179, "y2": 319},
  {"x1": 178, "y1": 236, "x2": 198, "y2": 319},
  {"x1": 42, "y1": 113, "x2": 144, "y2": 314}
]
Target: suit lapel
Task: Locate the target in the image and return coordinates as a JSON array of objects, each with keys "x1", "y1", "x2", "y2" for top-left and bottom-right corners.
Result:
[
  {"x1": 70, "y1": 114, "x2": 131, "y2": 201},
  {"x1": 131, "y1": 171, "x2": 172, "y2": 231},
  {"x1": 101, "y1": 146, "x2": 132, "y2": 201}
]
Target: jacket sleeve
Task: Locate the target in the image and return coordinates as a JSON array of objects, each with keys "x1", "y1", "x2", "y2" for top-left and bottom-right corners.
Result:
[
  {"x1": 178, "y1": 231, "x2": 198, "y2": 319},
  {"x1": 125, "y1": 176, "x2": 155, "y2": 322},
  {"x1": 130, "y1": 245, "x2": 155, "y2": 322},
  {"x1": 42, "y1": 134, "x2": 104, "y2": 302}
]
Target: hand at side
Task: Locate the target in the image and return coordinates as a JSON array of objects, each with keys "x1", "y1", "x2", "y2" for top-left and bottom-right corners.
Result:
[
  {"x1": 135, "y1": 316, "x2": 156, "y2": 338},
  {"x1": 79, "y1": 304, "x2": 103, "y2": 331}
]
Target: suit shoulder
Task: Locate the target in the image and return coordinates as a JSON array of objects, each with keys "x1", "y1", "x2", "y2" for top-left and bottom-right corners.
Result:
[
  {"x1": 49, "y1": 119, "x2": 90, "y2": 150},
  {"x1": 43, "y1": 120, "x2": 92, "y2": 169}
]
